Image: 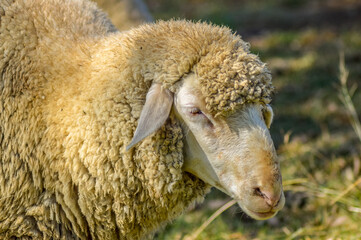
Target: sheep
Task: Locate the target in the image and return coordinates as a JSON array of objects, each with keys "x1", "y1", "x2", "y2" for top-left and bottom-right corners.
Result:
[{"x1": 0, "y1": 0, "x2": 285, "y2": 239}]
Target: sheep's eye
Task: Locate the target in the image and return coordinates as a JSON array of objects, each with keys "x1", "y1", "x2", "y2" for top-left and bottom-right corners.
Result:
[
  {"x1": 189, "y1": 107, "x2": 203, "y2": 115},
  {"x1": 186, "y1": 107, "x2": 214, "y2": 127}
]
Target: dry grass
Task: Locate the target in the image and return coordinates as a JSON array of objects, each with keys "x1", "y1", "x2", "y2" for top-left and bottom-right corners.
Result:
[
  {"x1": 184, "y1": 200, "x2": 237, "y2": 240},
  {"x1": 338, "y1": 51, "x2": 361, "y2": 145}
]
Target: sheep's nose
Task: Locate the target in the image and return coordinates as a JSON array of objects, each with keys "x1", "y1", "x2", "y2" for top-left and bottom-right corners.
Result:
[{"x1": 254, "y1": 187, "x2": 281, "y2": 207}]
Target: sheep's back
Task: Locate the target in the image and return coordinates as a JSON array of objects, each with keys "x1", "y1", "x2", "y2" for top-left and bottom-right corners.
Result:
[{"x1": 0, "y1": 0, "x2": 118, "y2": 238}]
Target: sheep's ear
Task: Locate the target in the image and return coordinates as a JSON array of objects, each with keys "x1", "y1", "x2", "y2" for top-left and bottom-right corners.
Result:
[
  {"x1": 262, "y1": 104, "x2": 274, "y2": 129},
  {"x1": 126, "y1": 83, "x2": 173, "y2": 151}
]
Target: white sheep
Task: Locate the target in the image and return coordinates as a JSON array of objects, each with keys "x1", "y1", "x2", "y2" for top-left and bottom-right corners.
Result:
[{"x1": 0, "y1": 0, "x2": 285, "y2": 239}]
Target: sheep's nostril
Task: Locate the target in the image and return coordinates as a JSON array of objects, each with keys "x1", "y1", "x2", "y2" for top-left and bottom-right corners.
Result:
[
  {"x1": 253, "y1": 187, "x2": 281, "y2": 207},
  {"x1": 254, "y1": 187, "x2": 264, "y2": 197}
]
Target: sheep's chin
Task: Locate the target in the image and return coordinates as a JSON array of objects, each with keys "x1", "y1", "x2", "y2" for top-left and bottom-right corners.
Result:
[{"x1": 237, "y1": 202, "x2": 278, "y2": 220}]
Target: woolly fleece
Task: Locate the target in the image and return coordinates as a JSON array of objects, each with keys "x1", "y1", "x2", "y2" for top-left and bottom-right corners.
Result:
[{"x1": 0, "y1": 0, "x2": 273, "y2": 239}]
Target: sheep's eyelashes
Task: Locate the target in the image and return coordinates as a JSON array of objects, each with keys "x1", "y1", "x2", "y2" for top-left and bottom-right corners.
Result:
[
  {"x1": 187, "y1": 107, "x2": 214, "y2": 127},
  {"x1": 189, "y1": 108, "x2": 203, "y2": 115}
]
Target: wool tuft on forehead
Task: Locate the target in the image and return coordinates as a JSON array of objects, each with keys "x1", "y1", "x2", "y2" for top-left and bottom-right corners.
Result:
[
  {"x1": 131, "y1": 20, "x2": 274, "y2": 116},
  {"x1": 193, "y1": 31, "x2": 273, "y2": 116}
]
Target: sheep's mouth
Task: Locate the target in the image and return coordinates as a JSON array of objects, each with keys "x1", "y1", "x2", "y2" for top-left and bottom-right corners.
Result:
[{"x1": 246, "y1": 209, "x2": 277, "y2": 220}]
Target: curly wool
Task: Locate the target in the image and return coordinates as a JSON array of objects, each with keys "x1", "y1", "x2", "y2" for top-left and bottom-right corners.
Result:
[
  {"x1": 0, "y1": 0, "x2": 272, "y2": 239},
  {"x1": 122, "y1": 20, "x2": 274, "y2": 116},
  {"x1": 196, "y1": 40, "x2": 273, "y2": 116}
]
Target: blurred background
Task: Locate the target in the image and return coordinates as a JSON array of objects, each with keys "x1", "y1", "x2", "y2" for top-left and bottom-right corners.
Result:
[{"x1": 95, "y1": 0, "x2": 361, "y2": 239}]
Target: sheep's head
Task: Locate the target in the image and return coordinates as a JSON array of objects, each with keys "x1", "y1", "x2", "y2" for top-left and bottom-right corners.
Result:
[
  {"x1": 126, "y1": 20, "x2": 284, "y2": 220},
  {"x1": 126, "y1": 77, "x2": 284, "y2": 220}
]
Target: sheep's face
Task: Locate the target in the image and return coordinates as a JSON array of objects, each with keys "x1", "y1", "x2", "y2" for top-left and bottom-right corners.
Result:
[{"x1": 173, "y1": 74, "x2": 285, "y2": 220}]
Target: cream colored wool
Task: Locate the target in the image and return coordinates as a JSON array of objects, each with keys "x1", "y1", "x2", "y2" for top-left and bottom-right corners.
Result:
[{"x1": 0, "y1": 0, "x2": 273, "y2": 239}]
